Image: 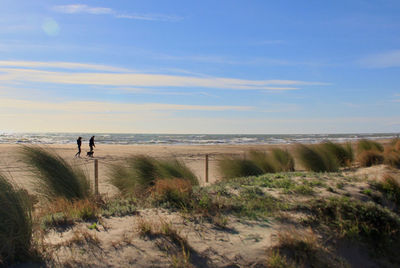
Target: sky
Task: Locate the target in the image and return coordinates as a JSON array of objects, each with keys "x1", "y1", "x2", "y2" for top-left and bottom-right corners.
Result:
[{"x1": 0, "y1": 0, "x2": 399, "y2": 134}]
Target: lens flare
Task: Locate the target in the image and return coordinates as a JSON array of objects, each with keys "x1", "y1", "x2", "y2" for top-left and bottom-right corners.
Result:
[{"x1": 42, "y1": 18, "x2": 60, "y2": 36}]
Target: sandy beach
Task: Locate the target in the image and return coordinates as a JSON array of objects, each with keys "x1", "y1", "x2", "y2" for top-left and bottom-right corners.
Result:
[
  {"x1": 1, "y1": 140, "x2": 393, "y2": 195},
  {"x1": 0, "y1": 143, "x2": 298, "y2": 194}
]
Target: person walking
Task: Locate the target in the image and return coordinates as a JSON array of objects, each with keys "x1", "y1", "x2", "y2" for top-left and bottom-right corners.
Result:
[
  {"x1": 89, "y1": 136, "x2": 95, "y2": 152},
  {"x1": 75, "y1": 137, "x2": 82, "y2": 158}
]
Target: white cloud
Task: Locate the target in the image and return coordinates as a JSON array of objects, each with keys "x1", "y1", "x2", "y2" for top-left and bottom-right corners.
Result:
[
  {"x1": 52, "y1": 4, "x2": 183, "y2": 22},
  {"x1": 53, "y1": 4, "x2": 113, "y2": 15},
  {"x1": 0, "y1": 98, "x2": 252, "y2": 113},
  {"x1": 0, "y1": 61, "x2": 328, "y2": 91},
  {"x1": 359, "y1": 50, "x2": 400, "y2": 68},
  {"x1": 0, "y1": 60, "x2": 130, "y2": 72}
]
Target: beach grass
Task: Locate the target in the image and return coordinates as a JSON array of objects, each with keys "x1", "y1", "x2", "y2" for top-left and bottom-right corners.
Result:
[
  {"x1": 20, "y1": 146, "x2": 91, "y2": 201},
  {"x1": 295, "y1": 144, "x2": 339, "y2": 172},
  {"x1": 357, "y1": 139, "x2": 384, "y2": 153},
  {"x1": 248, "y1": 150, "x2": 276, "y2": 173},
  {"x1": 271, "y1": 148, "x2": 295, "y2": 172},
  {"x1": 357, "y1": 150, "x2": 384, "y2": 167},
  {"x1": 0, "y1": 173, "x2": 33, "y2": 265},
  {"x1": 320, "y1": 141, "x2": 353, "y2": 167},
  {"x1": 109, "y1": 155, "x2": 198, "y2": 196},
  {"x1": 218, "y1": 157, "x2": 264, "y2": 179}
]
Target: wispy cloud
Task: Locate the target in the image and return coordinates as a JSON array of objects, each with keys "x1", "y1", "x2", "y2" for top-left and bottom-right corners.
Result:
[
  {"x1": 359, "y1": 50, "x2": 400, "y2": 68},
  {"x1": 0, "y1": 61, "x2": 328, "y2": 91},
  {"x1": 0, "y1": 60, "x2": 130, "y2": 72},
  {"x1": 52, "y1": 4, "x2": 183, "y2": 22},
  {"x1": 0, "y1": 98, "x2": 252, "y2": 113}
]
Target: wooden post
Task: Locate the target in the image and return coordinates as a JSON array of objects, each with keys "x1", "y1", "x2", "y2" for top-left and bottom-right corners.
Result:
[
  {"x1": 205, "y1": 154, "x2": 209, "y2": 183},
  {"x1": 94, "y1": 159, "x2": 99, "y2": 196}
]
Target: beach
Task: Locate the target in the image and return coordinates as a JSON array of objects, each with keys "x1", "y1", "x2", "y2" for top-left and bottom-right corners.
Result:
[{"x1": 0, "y1": 143, "x2": 296, "y2": 195}]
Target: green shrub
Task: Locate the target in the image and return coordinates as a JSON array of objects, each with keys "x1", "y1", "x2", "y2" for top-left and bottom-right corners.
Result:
[
  {"x1": 109, "y1": 155, "x2": 198, "y2": 195},
  {"x1": 271, "y1": 148, "x2": 295, "y2": 171},
  {"x1": 357, "y1": 150, "x2": 384, "y2": 167},
  {"x1": 20, "y1": 146, "x2": 91, "y2": 201},
  {"x1": 357, "y1": 139, "x2": 384, "y2": 153},
  {"x1": 376, "y1": 174, "x2": 400, "y2": 206},
  {"x1": 320, "y1": 141, "x2": 353, "y2": 167},
  {"x1": 0, "y1": 174, "x2": 33, "y2": 265},
  {"x1": 296, "y1": 144, "x2": 339, "y2": 172},
  {"x1": 309, "y1": 197, "x2": 400, "y2": 248},
  {"x1": 218, "y1": 157, "x2": 264, "y2": 179}
]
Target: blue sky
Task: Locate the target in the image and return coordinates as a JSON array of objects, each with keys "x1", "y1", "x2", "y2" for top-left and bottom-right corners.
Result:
[{"x1": 0, "y1": 0, "x2": 399, "y2": 133}]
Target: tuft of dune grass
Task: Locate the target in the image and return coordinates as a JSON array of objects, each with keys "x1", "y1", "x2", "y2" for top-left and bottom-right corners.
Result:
[
  {"x1": 271, "y1": 148, "x2": 295, "y2": 172},
  {"x1": 320, "y1": 141, "x2": 353, "y2": 167},
  {"x1": 357, "y1": 150, "x2": 384, "y2": 167},
  {"x1": 20, "y1": 146, "x2": 91, "y2": 201},
  {"x1": 296, "y1": 144, "x2": 339, "y2": 172},
  {"x1": 0, "y1": 173, "x2": 33, "y2": 265},
  {"x1": 248, "y1": 150, "x2": 276, "y2": 173},
  {"x1": 384, "y1": 150, "x2": 400, "y2": 169},
  {"x1": 218, "y1": 157, "x2": 264, "y2": 179},
  {"x1": 357, "y1": 139, "x2": 384, "y2": 153},
  {"x1": 248, "y1": 149, "x2": 295, "y2": 173},
  {"x1": 108, "y1": 155, "x2": 198, "y2": 196}
]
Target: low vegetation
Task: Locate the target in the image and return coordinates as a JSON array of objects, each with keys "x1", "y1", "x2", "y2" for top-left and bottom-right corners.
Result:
[
  {"x1": 6, "y1": 140, "x2": 400, "y2": 266},
  {"x1": 357, "y1": 139, "x2": 384, "y2": 153},
  {"x1": 357, "y1": 150, "x2": 384, "y2": 167},
  {"x1": 308, "y1": 197, "x2": 400, "y2": 257},
  {"x1": 20, "y1": 146, "x2": 91, "y2": 201},
  {"x1": 295, "y1": 144, "x2": 339, "y2": 172},
  {"x1": 374, "y1": 174, "x2": 400, "y2": 206},
  {"x1": 0, "y1": 173, "x2": 33, "y2": 265},
  {"x1": 109, "y1": 155, "x2": 198, "y2": 196},
  {"x1": 218, "y1": 157, "x2": 264, "y2": 179},
  {"x1": 39, "y1": 198, "x2": 100, "y2": 229},
  {"x1": 267, "y1": 228, "x2": 348, "y2": 268},
  {"x1": 219, "y1": 149, "x2": 295, "y2": 179},
  {"x1": 320, "y1": 141, "x2": 354, "y2": 167}
]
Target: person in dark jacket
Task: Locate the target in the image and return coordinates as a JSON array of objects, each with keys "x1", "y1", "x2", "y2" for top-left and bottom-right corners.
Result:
[
  {"x1": 75, "y1": 137, "x2": 82, "y2": 157},
  {"x1": 89, "y1": 136, "x2": 95, "y2": 152}
]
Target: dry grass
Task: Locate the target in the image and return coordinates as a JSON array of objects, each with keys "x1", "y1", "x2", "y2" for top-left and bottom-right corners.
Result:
[
  {"x1": 39, "y1": 198, "x2": 100, "y2": 228},
  {"x1": 357, "y1": 150, "x2": 384, "y2": 167},
  {"x1": 384, "y1": 150, "x2": 400, "y2": 169},
  {"x1": 151, "y1": 178, "x2": 193, "y2": 208},
  {"x1": 61, "y1": 229, "x2": 100, "y2": 247},
  {"x1": 384, "y1": 140, "x2": 400, "y2": 169},
  {"x1": 136, "y1": 218, "x2": 193, "y2": 267},
  {"x1": 269, "y1": 227, "x2": 347, "y2": 267}
]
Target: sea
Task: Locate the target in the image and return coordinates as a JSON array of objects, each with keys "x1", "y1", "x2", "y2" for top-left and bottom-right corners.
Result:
[{"x1": 0, "y1": 133, "x2": 398, "y2": 145}]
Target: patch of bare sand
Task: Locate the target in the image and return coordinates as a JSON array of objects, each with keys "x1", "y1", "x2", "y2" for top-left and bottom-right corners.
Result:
[{"x1": 44, "y1": 209, "x2": 280, "y2": 267}]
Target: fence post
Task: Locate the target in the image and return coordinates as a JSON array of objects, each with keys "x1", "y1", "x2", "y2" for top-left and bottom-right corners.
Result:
[
  {"x1": 205, "y1": 154, "x2": 209, "y2": 183},
  {"x1": 94, "y1": 159, "x2": 99, "y2": 196}
]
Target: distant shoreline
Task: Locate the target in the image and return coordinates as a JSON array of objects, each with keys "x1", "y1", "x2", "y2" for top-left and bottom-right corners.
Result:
[{"x1": 0, "y1": 133, "x2": 398, "y2": 146}]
